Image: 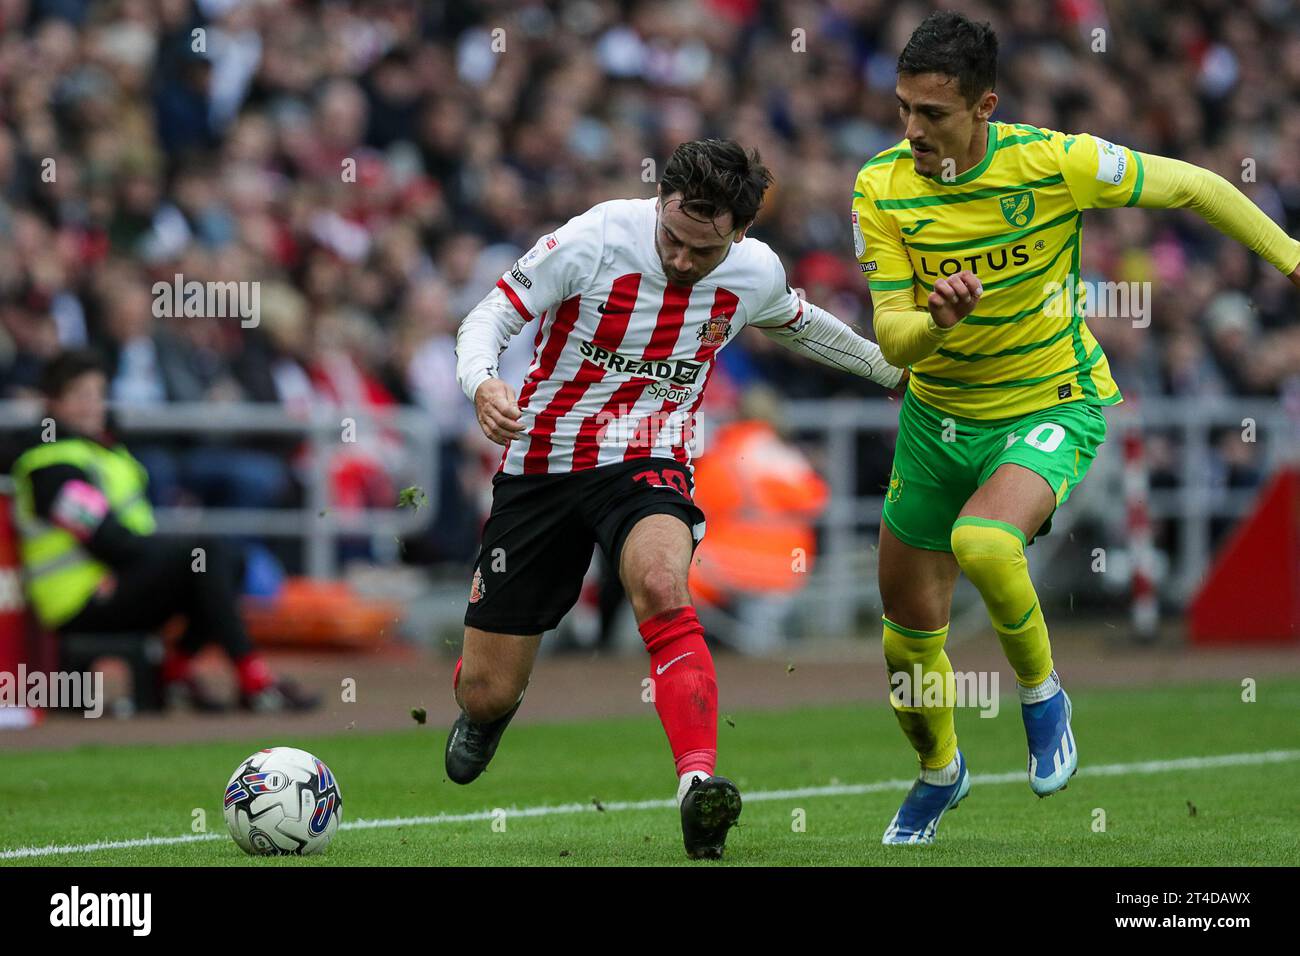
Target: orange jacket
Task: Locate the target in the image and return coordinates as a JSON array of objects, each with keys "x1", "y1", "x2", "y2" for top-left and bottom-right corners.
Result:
[{"x1": 689, "y1": 420, "x2": 829, "y2": 605}]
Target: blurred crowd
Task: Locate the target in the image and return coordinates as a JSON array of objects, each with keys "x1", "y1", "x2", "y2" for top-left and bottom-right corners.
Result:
[{"x1": 0, "y1": 0, "x2": 1297, "y2": 571}]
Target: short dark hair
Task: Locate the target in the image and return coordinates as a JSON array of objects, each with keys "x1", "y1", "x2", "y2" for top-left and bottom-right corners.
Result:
[
  {"x1": 898, "y1": 11, "x2": 998, "y2": 105},
  {"x1": 39, "y1": 349, "x2": 107, "y2": 399},
  {"x1": 659, "y1": 139, "x2": 772, "y2": 233}
]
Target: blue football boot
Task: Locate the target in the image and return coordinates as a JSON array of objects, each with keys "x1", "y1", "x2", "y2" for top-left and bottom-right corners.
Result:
[
  {"x1": 882, "y1": 750, "x2": 971, "y2": 845},
  {"x1": 1023, "y1": 675, "x2": 1077, "y2": 796}
]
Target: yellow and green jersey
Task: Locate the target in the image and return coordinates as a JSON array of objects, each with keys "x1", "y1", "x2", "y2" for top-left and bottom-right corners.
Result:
[{"x1": 852, "y1": 121, "x2": 1140, "y2": 419}]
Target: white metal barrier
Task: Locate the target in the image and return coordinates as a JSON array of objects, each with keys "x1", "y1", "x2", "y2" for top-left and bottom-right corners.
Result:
[{"x1": 0, "y1": 400, "x2": 439, "y2": 579}]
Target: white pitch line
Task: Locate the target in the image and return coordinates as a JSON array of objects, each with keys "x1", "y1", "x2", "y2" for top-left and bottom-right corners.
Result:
[{"x1": 3, "y1": 748, "x2": 1298, "y2": 861}]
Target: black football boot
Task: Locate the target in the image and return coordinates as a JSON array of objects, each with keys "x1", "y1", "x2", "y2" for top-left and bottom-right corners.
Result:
[
  {"x1": 680, "y1": 775, "x2": 743, "y2": 859},
  {"x1": 444, "y1": 696, "x2": 523, "y2": 784}
]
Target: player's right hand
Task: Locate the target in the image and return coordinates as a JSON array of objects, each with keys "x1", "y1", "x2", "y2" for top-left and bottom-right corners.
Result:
[
  {"x1": 928, "y1": 270, "x2": 983, "y2": 328},
  {"x1": 475, "y1": 378, "x2": 526, "y2": 445}
]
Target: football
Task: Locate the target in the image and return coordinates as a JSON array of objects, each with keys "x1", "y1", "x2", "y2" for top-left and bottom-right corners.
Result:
[{"x1": 223, "y1": 747, "x2": 343, "y2": 856}]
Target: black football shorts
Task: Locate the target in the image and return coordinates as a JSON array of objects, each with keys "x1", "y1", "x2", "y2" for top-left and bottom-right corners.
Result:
[{"x1": 463, "y1": 458, "x2": 707, "y2": 635}]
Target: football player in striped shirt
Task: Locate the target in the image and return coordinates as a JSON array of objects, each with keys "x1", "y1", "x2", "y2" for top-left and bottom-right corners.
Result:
[
  {"x1": 451, "y1": 139, "x2": 906, "y2": 859},
  {"x1": 855, "y1": 11, "x2": 1300, "y2": 844}
]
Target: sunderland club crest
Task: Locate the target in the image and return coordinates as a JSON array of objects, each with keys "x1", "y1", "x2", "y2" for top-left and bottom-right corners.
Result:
[
  {"x1": 468, "y1": 567, "x2": 485, "y2": 603},
  {"x1": 697, "y1": 314, "x2": 732, "y2": 347}
]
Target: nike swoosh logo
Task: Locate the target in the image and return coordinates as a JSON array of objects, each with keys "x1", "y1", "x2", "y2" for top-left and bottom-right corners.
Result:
[
  {"x1": 597, "y1": 302, "x2": 630, "y2": 315},
  {"x1": 1002, "y1": 601, "x2": 1037, "y2": 631},
  {"x1": 655, "y1": 651, "x2": 695, "y2": 675},
  {"x1": 901, "y1": 219, "x2": 937, "y2": 236}
]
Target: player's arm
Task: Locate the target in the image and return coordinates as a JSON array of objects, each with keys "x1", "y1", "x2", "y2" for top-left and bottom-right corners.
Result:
[
  {"x1": 1057, "y1": 132, "x2": 1300, "y2": 285},
  {"x1": 746, "y1": 251, "x2": 906, "y2": 388},
  {"x1": 25, "y1": 463, "x2": 148, "y2": 565},
  {"x1": 455, "y1": 287, "x2": 530, "y2": 444},
  {"x1": 850, "y1": 184, "x2": 982, "y2": 366},
  {"x1": 1134, "y1": 155, "x2": 1300, "y2": 285},
  {"x1": 752, "y1": 295, "x2": 907, "y2": 389},
  {"x1": 869, "y1": 276, "x2": 983, "y2": 367},
  {"x1": 455, "y1": 207, "x2": 605, "y2": 445}
]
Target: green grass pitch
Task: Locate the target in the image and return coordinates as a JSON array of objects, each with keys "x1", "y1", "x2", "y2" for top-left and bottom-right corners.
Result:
[{"x1": 2, "y1": 678, "x2": 1297, "y2": 866}]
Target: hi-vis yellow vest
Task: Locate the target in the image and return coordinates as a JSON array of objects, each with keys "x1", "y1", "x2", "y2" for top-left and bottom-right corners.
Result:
[{"x1": 11, "y1": 437, "x2": 156, "y2": 628}]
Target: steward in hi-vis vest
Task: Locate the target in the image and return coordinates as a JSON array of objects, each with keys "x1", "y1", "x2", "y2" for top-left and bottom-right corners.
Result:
[
  {"x1": 7, "y1": 350, "x2": 318, "y2": 713},
  {"x1": 12, "y1": 432, "x2": 156, "y2": 629}
]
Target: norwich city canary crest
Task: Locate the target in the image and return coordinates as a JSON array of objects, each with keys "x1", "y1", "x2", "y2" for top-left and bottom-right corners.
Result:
[
  {"x1": 999, "y1": 191, "x2": 1035, "y2": 227},
  {"x1": 887, "y1": 467, "x2": 903, "y2": 503}
]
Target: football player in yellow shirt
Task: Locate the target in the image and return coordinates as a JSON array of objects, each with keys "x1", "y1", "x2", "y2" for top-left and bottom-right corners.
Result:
[{"x1": 853, "y1": 10, "x2": 1300, "y2": 844}]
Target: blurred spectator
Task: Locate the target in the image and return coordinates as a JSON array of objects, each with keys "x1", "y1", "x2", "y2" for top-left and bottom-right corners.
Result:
[{"x1": 689, "y1": 385, "x2": 829, "y2": 653}]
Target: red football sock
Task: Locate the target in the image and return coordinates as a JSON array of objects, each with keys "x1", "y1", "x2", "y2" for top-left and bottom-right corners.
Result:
[
  {"x1": 161, "y1": 649, "x2": 194, "y2": 685},
  {"x1": 640, "y1": 605, "x2": 717, "y2": 777},
  {"x1": 234, "y1": 653, "x2": 275, "y2": 695}
]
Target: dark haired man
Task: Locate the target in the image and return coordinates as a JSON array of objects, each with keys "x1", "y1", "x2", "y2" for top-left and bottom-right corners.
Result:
[
  {"x1": 452, "y1": 138, "x2": 906, "y2": 859},
  {"x1": 9, "y1": 350, "x2": 318, "y2": 713},
  {"x1": 854, "y1": 10, "x2": 1300, "y2": 844}
]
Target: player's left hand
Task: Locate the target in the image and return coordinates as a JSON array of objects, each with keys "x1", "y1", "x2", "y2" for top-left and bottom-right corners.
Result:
[{"x1": 928, "y1": 271, "x2": 982, "y2": 328}]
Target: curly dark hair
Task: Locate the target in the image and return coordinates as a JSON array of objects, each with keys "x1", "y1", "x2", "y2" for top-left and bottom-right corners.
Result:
[
  {"x1": 659, "y1": 139, "x2": 773, "y2": 234},
  {"x1": 897, "y1": 11, "x2": 999, "y2": 105}
]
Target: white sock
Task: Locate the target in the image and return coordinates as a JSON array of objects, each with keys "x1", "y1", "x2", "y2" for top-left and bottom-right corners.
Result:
[
  {"x1": 676, "y1": 770, "x2": 711, "y2": 805},
  {"x1": 1020, "y1": 669, "x2": 1062, "y2": 705},
  {"x1": 919, "y1": 756, "x2": 960, "y2": 786}
]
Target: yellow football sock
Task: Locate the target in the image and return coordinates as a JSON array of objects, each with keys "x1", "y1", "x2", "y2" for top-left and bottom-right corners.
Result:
[
  {"x1": 950, "y1": 517, "x2": 1054, "y2": 688},
  {"x1": 882, "y1": 616, "x2": 957, "y2": 770}
]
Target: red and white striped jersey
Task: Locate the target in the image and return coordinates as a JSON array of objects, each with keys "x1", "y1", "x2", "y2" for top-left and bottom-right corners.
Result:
[{"x1": 490, "y1": 198, "x2": 804, "y2": 476}]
